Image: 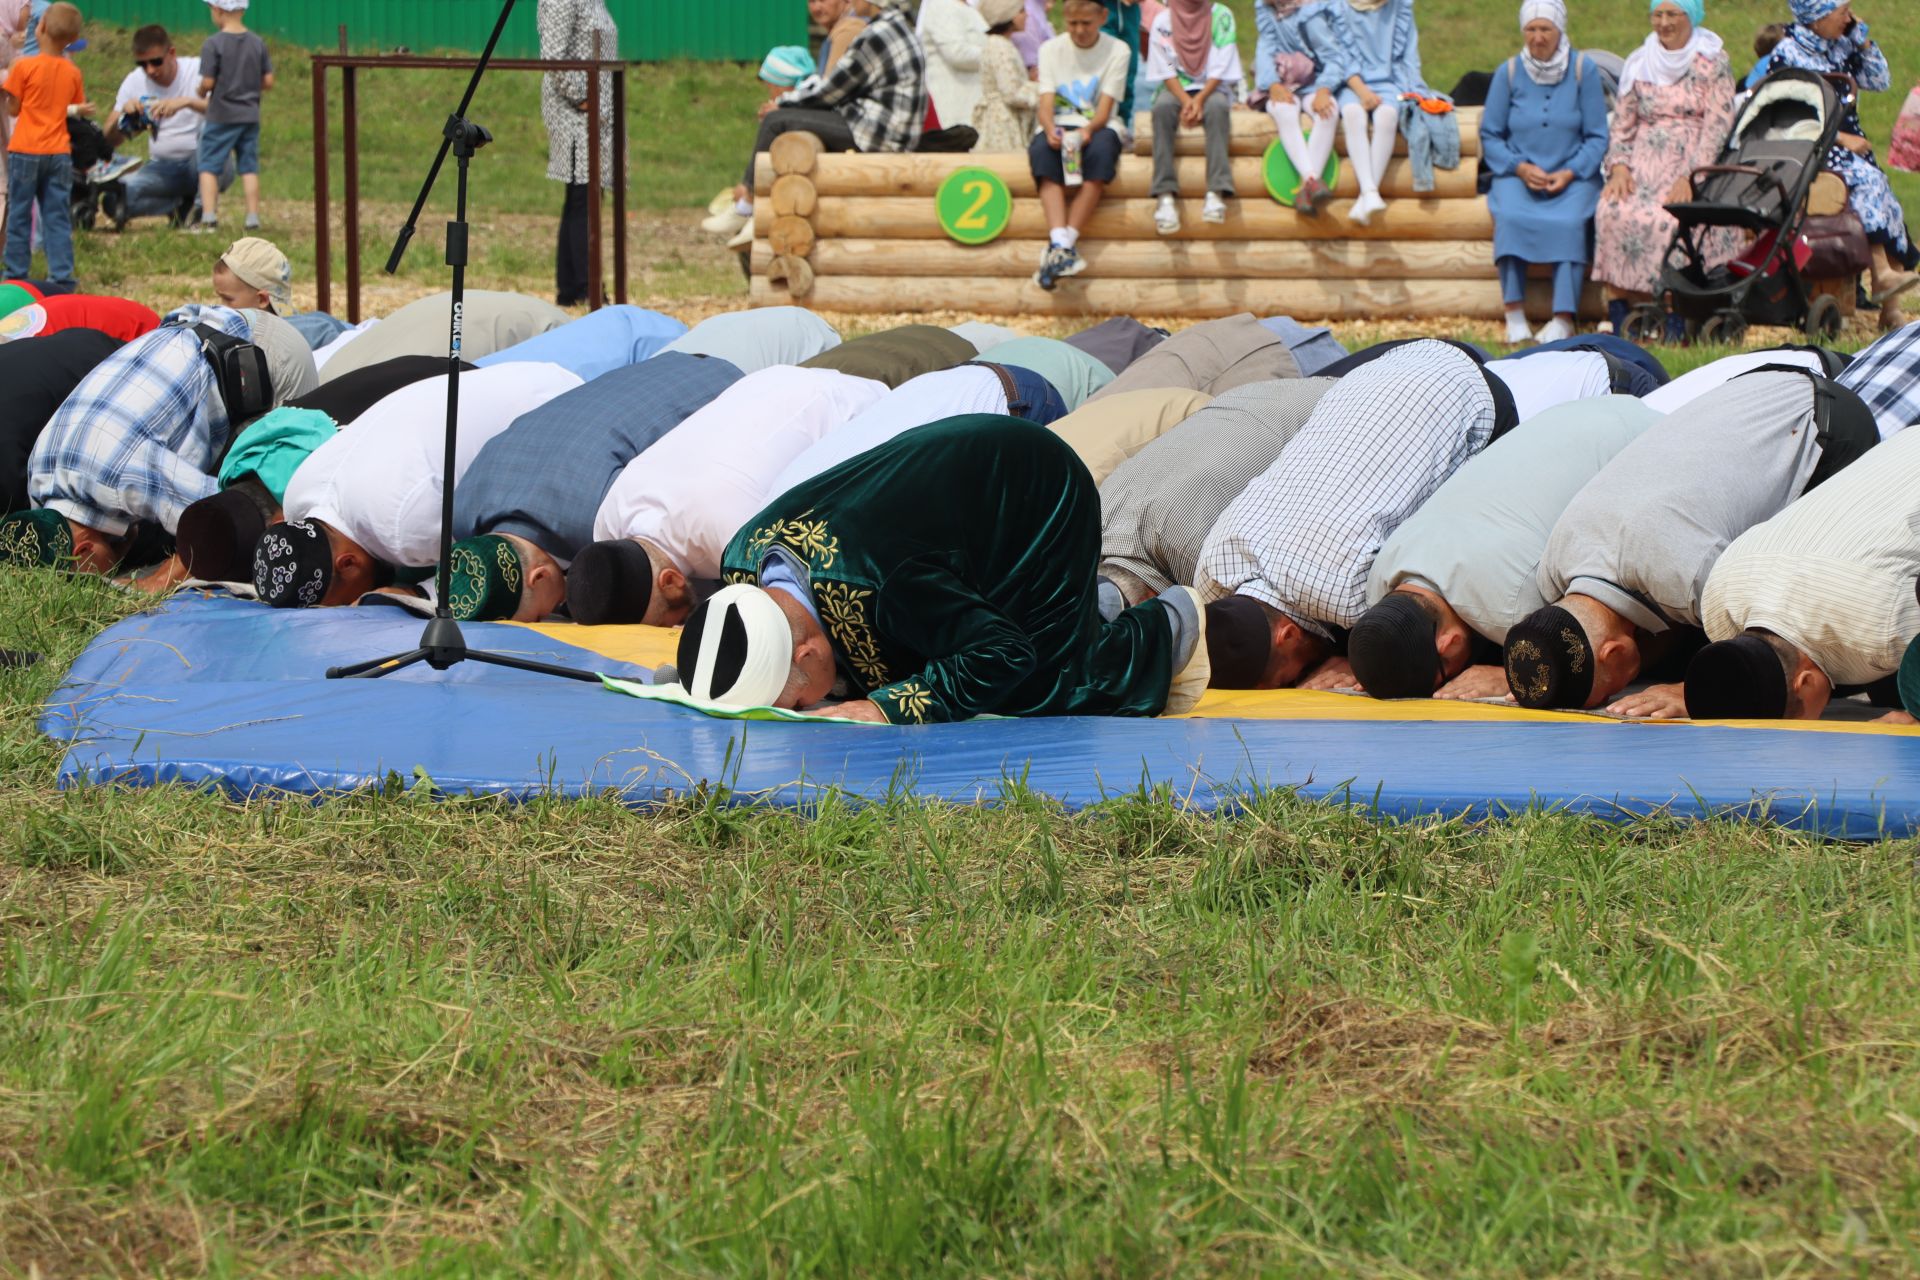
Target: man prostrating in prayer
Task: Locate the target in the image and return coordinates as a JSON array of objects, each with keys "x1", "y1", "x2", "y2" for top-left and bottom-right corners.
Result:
[{"x1": 672, "y1": 415, "x2": 1211, "y2": 723}]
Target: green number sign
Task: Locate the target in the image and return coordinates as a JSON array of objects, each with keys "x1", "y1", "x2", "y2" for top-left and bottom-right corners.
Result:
[
  {"x1": 1262, "y1": 138, "x2": 1340, "y2": 209},
  {"x1": 936, "y1": 167, "x2": 1012, "y2": 246}
]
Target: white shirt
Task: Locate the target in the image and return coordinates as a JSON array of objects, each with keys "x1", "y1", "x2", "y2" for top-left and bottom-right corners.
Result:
[
  {"x1": 591, "y1": 366, "x2": 887, "y2": 579},
  {"x1": 311, "y1": 319, "x2": 376, "y2": 373},
  {"x1": 1642, "y1": 349, "x2": 1828, "y2": 416},
  {"x1": 1145, "y1": 5, "x2": 1245, "y2": 89},
  {"x1": 1484, "y1": 352, "x2": 1616, "y2": 425},
  {"x1": 769, "y1": 366, "x2": 1006, "y2": 495},
  {"x1": 284, "y1": 362, "x2": 582, "y2": 568},
  {"x1": 917, "y1": 0, "x2": 989, "y2": 133},
  {"x1": 1702, "y1": 424, "x2": 1920, "y2": 686},
  {"x1": 113, "y1": 56, "x2": 203, "y2": 162}
]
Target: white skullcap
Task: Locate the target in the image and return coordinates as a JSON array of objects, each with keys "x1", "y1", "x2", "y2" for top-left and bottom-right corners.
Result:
[{"x1": 677, "y1": 583, "x2": 794, "y2": 708}]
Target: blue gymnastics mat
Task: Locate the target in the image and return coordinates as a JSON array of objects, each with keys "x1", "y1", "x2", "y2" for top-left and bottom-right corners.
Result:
[{"x1": 39, "y1": 596, "x2": 1920, "y2": 839}]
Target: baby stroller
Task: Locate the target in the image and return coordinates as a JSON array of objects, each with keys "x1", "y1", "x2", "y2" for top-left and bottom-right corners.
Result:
[{"x1": 1624, "y1": 68, "x2": 1868, "y2": 346}]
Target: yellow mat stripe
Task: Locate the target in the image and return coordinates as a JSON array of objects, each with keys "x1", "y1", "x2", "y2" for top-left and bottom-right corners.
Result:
[{"x1": 512, "y1": 622, "x2": 1920, "y2": 737}]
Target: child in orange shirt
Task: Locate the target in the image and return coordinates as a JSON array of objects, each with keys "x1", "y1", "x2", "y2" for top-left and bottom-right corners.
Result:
[{"x1": 1, "y1": 1, "x2": 87, "y2": 288}]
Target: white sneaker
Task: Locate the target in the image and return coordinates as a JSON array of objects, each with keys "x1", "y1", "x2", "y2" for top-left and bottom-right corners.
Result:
[
  {"x1": 1162, "y1": 586, "x2": 1210, "y2": 716},
  {"x1": 1154, "y1": 194, "x2": 1180, "y2": 236},
  {"x1": 727, "y1": 222, "x2": 753, "y2": 251},
  {"x1": 1202, "y1": 191, "x2": 1228, "y2": 224},
  {"x1": 1533, "y1": 316, "x2": 1576, "y2": 344},
  {"x1": 701, "y1": 207, "x2": 749, "y2": 236},
  {"x1": 1505, "y1": 313, "x2": 1533, "y2": 345}
]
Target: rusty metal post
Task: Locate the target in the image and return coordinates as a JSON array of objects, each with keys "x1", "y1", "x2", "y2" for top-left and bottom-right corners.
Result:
[
  {"x1": 612, "y1": 67, "x2": 627, "y2": 304},
  {"x1": 586, "y1": 30, "x2": 603, "y2": 310},
  {"x1": 312, "y1": 53, "x2": 329, "y2": 314},
  {"x1": 342, "y1": 53, "x2": 361, "y2": 322}
]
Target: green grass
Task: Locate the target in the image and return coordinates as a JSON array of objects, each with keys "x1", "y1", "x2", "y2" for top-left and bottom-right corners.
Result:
[
  {"x1": 5, "y1": 566, "x2": 1920, "y2": 1275},
  {"x1": 6, "y1": 24, "x2": 1920, "y2": 1274}
]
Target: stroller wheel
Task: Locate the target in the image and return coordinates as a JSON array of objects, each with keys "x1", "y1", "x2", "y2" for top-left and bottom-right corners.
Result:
[
  {"x1": 1700, "y1": 310, "x2": 1749, "y2": 348},
  {"x1": 1804, "y1": 295, "x2": 1843, "y2": 343},
  {"x1": 1622, "y1": 304, "x2": 1666, "y2": 345}
]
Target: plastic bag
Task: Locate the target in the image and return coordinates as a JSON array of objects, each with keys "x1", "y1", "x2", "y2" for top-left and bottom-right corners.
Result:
[{"x1": 1892, "y1": 85, "x2": 1920, "y2": 173}]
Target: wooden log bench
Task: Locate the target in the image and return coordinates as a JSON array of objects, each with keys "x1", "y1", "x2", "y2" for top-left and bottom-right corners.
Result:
[{"x1": 748, "y1": 108, "x2": 1613, "y2": 321}]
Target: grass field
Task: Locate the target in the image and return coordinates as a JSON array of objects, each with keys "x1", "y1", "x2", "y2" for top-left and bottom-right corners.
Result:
[{"x1": 5, "y1": 10, "x2": 1920, "y2": 1276}]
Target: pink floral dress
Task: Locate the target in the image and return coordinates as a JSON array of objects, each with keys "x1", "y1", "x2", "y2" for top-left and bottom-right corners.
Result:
[{"x1": 1593, "y1": 52, "x2": 1738, "y2": 296}]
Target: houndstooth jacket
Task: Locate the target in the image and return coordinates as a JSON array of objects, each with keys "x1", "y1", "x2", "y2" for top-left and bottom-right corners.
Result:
[{"x1": 538, "y1": 0, "x2": 617, "y2": 187}]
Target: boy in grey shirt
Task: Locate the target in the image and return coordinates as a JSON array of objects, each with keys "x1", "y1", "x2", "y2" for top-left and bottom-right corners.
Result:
[{"x1": 194, "y1": 0, "x2": 272, "y2": 233}]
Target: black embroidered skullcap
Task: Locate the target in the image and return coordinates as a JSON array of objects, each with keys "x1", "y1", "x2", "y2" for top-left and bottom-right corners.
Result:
[
  {"x1": 1204, "y1": 594, "x2": 1274, "y2": 689},
  {"x1": 1684, "y1": 634, "x2": 1790, "y2": 719},
  {"x1": 1348, "y1": 593, "x2": 1440, "y2": 700},
  {"x1": 175, "y1": 480, "x2": 275, "y2": 582},
  {"x1": 675, "y1": 583, "x2": 792, "y2": 707},
  {"x1": 1504, "y1": 604, "x2": 1594, "y2": 709},
  {"x1": 566, "y1": 538, "x2": 653, "y2": 626},
  {"x1": 0, "y1": 508, "x2": 73, "y2": 566},
  {"x1": 253, "y1": 518, "x2": 333, "y2": 608}
]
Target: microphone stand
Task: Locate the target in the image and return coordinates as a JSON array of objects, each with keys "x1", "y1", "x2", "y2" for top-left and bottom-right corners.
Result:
[{"x1": 328, "y1": 0, "x2": 597, "y2": 683}]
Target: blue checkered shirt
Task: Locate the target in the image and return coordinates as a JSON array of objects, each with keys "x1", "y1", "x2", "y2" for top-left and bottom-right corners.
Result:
[
  {"x1": 27, "y1": 309, "x2": 245, "y2": 535},
  {"x1": 1838, "y1": 320, "x2": 1920, "y2": 440}
]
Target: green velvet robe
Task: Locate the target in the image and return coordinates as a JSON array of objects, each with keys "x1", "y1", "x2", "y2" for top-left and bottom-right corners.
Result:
[{"x1": 720, "y1": 415, "x2": 1175, "y2": 725}]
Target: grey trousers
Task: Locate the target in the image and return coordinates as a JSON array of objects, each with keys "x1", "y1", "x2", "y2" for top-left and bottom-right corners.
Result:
[{"x1": 1150, "y1": 86, "x2": 1235, "y2": 198}]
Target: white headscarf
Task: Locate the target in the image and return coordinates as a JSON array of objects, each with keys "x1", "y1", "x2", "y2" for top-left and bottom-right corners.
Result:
[
  {"x1": 1519, "y1": 0, "x2": 1570, "y2": 86},
  {"x1": 1618, "y1": 8, "x2": 1725, "y2": 94}
]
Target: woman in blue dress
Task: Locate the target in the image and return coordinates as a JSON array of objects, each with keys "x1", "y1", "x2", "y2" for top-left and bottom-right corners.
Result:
[
  {"x1": 1327, "y1": 0, "x2": 1424, "y2": 226},
  {"x1": 1757, "y1": 0, "x2": 1916, "y2": 329},
  {"x1": 1480, "y1": 0, "x2": 1610, "y2": 344}
]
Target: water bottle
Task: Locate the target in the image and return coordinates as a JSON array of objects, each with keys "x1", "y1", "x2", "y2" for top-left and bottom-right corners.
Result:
[{"x1": 1063, "y1": 129, "x2": 1084, "y2": 187}]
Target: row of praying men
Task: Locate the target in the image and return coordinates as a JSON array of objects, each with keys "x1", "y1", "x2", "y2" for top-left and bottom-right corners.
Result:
[{"x1": 3, "y1": 298, "x2": 1918, "y2": 724}]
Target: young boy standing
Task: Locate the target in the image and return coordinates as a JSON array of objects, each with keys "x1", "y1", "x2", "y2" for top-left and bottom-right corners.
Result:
[
  {"x1": 194, "y1": 0, "x2": 271, "y2": 233},
  {"x1": 1030, "y1": 0, "x2": 1131, "y2": 290},
  {"x1": 1, "y1": 1, "x2": 86, "y2": 289}
]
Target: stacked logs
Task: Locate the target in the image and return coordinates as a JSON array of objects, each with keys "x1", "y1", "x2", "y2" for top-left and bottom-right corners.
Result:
[{"x1": 749, "y1": 107, "x2": 1603, "y2": 320}]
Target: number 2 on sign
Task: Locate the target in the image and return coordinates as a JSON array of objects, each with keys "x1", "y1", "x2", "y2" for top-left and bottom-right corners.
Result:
[{"x1": 955, "y1": 180, "x2": 993, "y2": 230}]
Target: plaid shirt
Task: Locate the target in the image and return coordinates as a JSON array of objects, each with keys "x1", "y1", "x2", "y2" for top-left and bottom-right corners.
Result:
[
  {"x1": 27, "y1": 309, "x2": 244, "y2": 536},
  {"x1": 783, "y1": 6, "x2": 926, "y2": 153},
  {"x1": 1196, "y1": 341, "x2": 1496, "y2": 638},
  {"x1": 1837, "y1": 320, "x2": 1920, "y2": 441}
]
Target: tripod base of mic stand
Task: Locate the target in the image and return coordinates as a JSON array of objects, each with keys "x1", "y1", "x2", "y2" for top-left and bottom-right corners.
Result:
[{"x1": 327, "y1": 615, "x2": 602, "y2": 683}]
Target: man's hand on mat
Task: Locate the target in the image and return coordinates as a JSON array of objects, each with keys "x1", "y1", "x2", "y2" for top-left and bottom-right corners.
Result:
[
  {"x1": 799, "y1": 699, "x2": 888, "y2": 723},
  {"x1": 120, "y1": 554, "x2": 189, "y2": 595},
  {"x1": 1435, "y1": 664, "x2": 1509, "y2": 701},
  {"x1": 1875, "y1": 710, "x2": 1918, "y2": 726},
  {"x1": 1605, "y1": 683, "x2": 1687, "y2": 719},
  {"x1": 1297, "y1": 656, "x2": 1361, "y2": 693}
]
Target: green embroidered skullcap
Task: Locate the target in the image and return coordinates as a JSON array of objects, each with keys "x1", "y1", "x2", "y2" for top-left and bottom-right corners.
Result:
[
  {"x1": 0, "y1": 509, "x2": 74, "y2": 566},
  {"x1": 446, "y1": 534, "x2": 524, "y2": 621}
]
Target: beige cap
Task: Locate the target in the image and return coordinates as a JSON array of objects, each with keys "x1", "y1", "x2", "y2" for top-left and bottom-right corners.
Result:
[
  {"x1": 979, "y1": 0, "x2": 1025, "y2": 25},
  {"x1": 220, "y1": 237, "x2": 292, "y2": 315}
]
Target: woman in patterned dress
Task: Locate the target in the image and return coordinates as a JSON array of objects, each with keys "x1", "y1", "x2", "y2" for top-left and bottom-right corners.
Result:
[
  {"x1": 1592, "y1": 0, "x2": 1735, "y2": 337},
  {"x1": 537, "y1": 0, "x2": 617, "y2": 308},
  {"x1": 1756, "y1": 0, "x2": 1917, "y2": 328}
]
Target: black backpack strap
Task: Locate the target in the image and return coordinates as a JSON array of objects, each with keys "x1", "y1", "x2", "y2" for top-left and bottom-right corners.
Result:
[{"x1": 1739, "y1": 363, "x2": 1878, "y2": 492}]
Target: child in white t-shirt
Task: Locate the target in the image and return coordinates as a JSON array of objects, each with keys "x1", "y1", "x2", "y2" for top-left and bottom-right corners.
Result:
[{"x1": 1030, "y1": 0, "x2": 1132, "y2": 289}]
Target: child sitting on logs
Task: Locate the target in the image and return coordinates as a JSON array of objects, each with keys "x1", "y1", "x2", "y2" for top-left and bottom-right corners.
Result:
[{"x1": 1030, "y1": 0, "x2": 1133, "y2": 289}]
